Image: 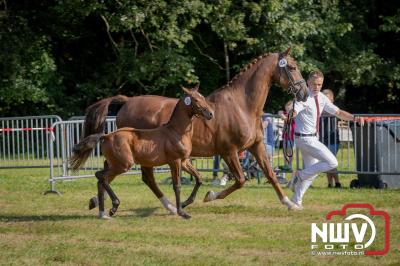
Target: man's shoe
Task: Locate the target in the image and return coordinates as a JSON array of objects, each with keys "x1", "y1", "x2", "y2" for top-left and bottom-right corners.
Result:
[
  {"x1": 335, "y1": 182, "x2": 342, "y2": 188},
  {"x1": 328, "y1": 183, "x2": 333, "y2": 188},
  {"x1": 288, "y1": 203, "x2": 304, "y2": 211}
]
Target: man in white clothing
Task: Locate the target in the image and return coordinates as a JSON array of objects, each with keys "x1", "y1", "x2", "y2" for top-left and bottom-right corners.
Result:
[{"x1": 287, "y1": 71, "x2": 364, "y2": 210}]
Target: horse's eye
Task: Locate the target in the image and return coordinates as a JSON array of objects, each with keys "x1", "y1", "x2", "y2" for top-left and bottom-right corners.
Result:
[{"x1": 288, "y1": 65, "x2": 296, "y2": 71}]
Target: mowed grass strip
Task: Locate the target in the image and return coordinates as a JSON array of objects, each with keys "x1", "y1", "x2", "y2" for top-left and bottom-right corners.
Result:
[{"x1": 0, "y1": 168, "x2": 399, "y2": 266}]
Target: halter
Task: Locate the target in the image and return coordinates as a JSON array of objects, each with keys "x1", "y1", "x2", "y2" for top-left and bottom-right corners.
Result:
[
  {"x1": 184, "y1": 94, "x2": 205, "y2": 118},
  {"x1": 278, "y1": 54, "x2": 303, "y2": 163},
  {"x1": 278, "y1": 53, "x2": 306, "y2": 99}
]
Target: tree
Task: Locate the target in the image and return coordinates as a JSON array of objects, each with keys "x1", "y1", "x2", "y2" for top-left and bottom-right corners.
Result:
[{"x1": 0, "y1": 0, "x2": 399, "y2": 117}]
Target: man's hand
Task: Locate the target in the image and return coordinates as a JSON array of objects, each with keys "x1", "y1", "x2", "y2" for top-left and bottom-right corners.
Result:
[{"x1": 354, "y1": 116, "x2": 365, "y2": 126}]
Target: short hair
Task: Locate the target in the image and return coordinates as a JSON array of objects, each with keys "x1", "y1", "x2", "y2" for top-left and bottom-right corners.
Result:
[
  {"x1": 322, "y1": 89, "x2": 334, "y2": 98},
  {"x1": 308, "y1": 70, "x2": 324, "y2": 81}
]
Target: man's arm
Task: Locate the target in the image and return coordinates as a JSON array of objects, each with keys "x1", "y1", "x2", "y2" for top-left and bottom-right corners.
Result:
[{"x1": 336, "y1": 109, "x2": 364, "y2": 124}]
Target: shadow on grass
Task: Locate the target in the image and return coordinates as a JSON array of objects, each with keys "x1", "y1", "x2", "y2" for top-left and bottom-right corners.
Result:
[
  {"x1": 0, "y1": 208, "x2": 167, "y2": 221},
  {"x1": 0, "y1": 214, "x2": 94, "y2": 222},
  {"x1": 128, "y1": 207, "x2": 161, "y2": 218}
]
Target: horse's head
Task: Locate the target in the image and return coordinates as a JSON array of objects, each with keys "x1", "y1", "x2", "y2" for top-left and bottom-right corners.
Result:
[
  {"x1": 275, "y1": 48, "x2": 308, "y2": 102},
  {"x1": 181, "y1": 84, "x2": 214, "y2": 120}
]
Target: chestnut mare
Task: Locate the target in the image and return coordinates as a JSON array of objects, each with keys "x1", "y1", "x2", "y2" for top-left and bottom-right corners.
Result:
[
  {"x1": 70, "y1": 86, "x2": 214, "y2": 219},
  {"x1": 83, "y1": 48, "x2": 308, "y2": 212}
]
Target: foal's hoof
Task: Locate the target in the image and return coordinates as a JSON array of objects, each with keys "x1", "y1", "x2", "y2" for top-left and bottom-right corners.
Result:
[
  {"x1": 98, "y1": 212, "x2": 112, "y2": 220},
  {"x1": 89, "y1": 197, "x2": 98, "y2": 210},
  {"x1": 203, "y1": 191, "x2": 215, "y2": 202},
  {"x1": 109, "y1": 208, "x2": 117, "y2": 217},
  {"x1": 178, "y1": 211, "x2": 191, "y2": 220}
]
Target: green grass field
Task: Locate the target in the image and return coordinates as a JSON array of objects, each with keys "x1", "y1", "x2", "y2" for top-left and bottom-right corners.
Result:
[{"x1": 0, "y1": 168, "x2": 399, "y2": 266}]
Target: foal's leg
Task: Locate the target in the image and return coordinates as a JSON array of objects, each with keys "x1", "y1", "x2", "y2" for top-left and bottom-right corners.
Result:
[
  {"x1": 89, "y1": 162, "x2": 118, "y2": 210},
  {"x1": 181, "y1": 159, "x2": 203, "y2": 208},
  {"x1": 247, "y1": 141, "x2": 297, "y2": 209},
  {"x1": 170, "y1": 160, "x2": 191, "y2": 219},
  {"x1": 204, "y1": 152, "x2": 246, "y2": 202},
  {"x1": 95, "y1": 167, "x2": 122, "y2": 218},
  {"x1": 141, "y1": 166, "x2": 177, "y2": 214}
]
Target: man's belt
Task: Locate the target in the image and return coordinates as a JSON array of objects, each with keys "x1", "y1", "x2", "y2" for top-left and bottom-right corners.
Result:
[{"x1": 294, "y1": 132, "x2": 317, "y2": 137}]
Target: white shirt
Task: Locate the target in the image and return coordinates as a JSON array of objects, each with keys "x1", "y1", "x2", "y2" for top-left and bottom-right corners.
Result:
[{"x1": 294, "y1": 90, "x2": 339, "y2": 134}]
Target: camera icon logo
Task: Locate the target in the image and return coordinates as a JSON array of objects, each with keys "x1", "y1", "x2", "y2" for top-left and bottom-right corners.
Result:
[{"x1": 311, "y1": 203, "x2": 390, "y2": 256}]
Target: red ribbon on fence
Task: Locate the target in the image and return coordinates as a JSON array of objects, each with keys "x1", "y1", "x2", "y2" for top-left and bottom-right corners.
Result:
[{"x1": 0, "y1": 127, "x2": 54, "y2": 133}]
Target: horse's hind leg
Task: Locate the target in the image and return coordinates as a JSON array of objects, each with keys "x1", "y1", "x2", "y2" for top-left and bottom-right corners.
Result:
[
  {"x1": 141, "y1": 167, "x2": 177, "y2": 215},
  {"x1": 181, "y1": 159, "x2": 203, "y2": 208},
  {"x1": 89, "y1": 161, "x2": 109, "y2": 210},
  {"x1": 89, "y1": 161, "x2": 116, "y2": 210},
  {"x1": 204, "y1": 152, "x2": 246, "y2": 202},
  {"x1": 248, "y1": 141, "x2": 297, "y2": 209},
  {"x1": 95, "y1": 166, "x2": 124, "y2": 218},
  {"x1": 95, "y1": 168, "x2": 109, "y2": 219}
]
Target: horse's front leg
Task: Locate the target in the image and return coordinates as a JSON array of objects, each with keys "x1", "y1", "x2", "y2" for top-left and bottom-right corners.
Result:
[
  {"x1": 170, "y1": 160, "x2": 191, "y2": 219},
  {"x1": 181, "y1": 159, "x2": 203, "y2": 208},
  {"x1": 247, "y1": 141, "x2": 299, "y2": 210},
  {"x1": 141, "y1": 166, "x2": 177, "y2": 214},
  {"x1": 203, "y1": 152, "x2": 246, "y2": 202}
]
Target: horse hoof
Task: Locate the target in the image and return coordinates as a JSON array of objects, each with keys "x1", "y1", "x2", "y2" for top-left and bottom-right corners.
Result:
[
  {"x1": 179, "y1": 212, "x2": 191, "y2": 219},
  {"x1": 98, "y1": 212, "x2": 112, "y2": 220},
  {"x1": 203, "y1": 191, "x2": 215, "y2": 202},
  {"x1": 109, "y1": 209, "x2": 117, "y2": 217},
  {"x1": 89, "y1": 197, "x2": 98, "y2": 210}
]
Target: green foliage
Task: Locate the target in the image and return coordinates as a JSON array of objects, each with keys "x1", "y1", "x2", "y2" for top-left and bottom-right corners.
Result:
[
  {"x1": 0, "y1": 0, "x2": 399, "y2": 117},
  {"x1": 0, "y1": 15, "x2": 62, "y2": 115}
]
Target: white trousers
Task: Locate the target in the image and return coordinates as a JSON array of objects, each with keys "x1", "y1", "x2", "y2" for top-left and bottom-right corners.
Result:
[{"x1": 292, "y1": 136, "x2": 338, "y2": 205}]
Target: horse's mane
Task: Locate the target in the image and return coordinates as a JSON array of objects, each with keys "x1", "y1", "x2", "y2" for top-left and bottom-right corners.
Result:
[{"x1": 210, "y1": 53, "x2": 273, "y2": 95}]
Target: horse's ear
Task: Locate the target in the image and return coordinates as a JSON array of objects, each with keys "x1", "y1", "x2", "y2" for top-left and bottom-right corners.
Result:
[
  {"x1": 181, "y1": 86, "x2": 191, "y2": 95},
  {"x1": 283, "y1": 47, "x2": 291, "y2": 57},
  {"x1": 193, "y1": 83, "x2": 200, "y2": 91}
]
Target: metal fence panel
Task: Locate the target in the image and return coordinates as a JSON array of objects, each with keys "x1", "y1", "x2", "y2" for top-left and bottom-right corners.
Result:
[
  {"x1": 2, "y1": 113, "x2": 398, "y2": 191},
  {"x1": 0, "y1": 115, "x2": 62, "y2": 169}
]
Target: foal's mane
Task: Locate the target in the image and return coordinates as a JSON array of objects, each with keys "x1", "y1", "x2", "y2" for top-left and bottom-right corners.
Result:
[
  {"x1": 210, "y1": 53, "x2": 273, "y2": 95},
  {"x1": 165, "y1": 95, "x2": 187, "y2": 125}
]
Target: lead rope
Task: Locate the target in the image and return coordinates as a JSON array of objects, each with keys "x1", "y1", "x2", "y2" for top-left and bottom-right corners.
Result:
[{"x1": 282, "y1": 100, "x2": 296, "y2": 165}]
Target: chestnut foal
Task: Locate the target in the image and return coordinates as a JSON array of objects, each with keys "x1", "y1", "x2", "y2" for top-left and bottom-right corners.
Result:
[{"x1": 70, "y1": 86, "x2": 214, "y2": 219}]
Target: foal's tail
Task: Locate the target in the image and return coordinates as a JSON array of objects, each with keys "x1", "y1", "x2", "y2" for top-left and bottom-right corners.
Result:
[
  {"x1": 70, "y1": 133, "x2": 105, "y2": 171},
  {"x1": 83, "y1": 95, "x2": 130, "y2": 138}
]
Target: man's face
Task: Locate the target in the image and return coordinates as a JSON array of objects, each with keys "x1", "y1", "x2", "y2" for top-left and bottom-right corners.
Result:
[{"x1": 307, "y1": 77, "x2": 324, "y2": 96}]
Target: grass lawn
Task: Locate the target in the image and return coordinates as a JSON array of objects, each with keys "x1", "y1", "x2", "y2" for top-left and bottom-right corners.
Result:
[{"x1": 0, "y1": 168, "x2": 398, "y2": 265}]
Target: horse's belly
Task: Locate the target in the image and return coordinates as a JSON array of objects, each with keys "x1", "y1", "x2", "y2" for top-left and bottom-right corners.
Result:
[{"x1": 133, "y1": 151, "x2": 166, "y2": 167}]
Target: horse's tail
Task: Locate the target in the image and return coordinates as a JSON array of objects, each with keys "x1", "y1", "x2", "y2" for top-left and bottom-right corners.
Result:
[
  {"x1": 70, "y1": 133, "x2": 105, "y2": 171},
  {"x1": 83, "y1": 95, "x2": 130, "y2": 138}
]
